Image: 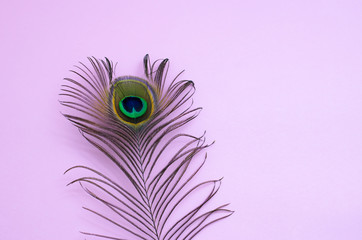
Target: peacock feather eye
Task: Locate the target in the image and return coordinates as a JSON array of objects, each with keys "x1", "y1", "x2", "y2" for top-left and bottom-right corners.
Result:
[{"x1": 111, "y1": 77, "x2": 156, "y2": 126}]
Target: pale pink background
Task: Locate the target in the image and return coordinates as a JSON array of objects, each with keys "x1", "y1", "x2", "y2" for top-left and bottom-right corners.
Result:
[{"x1": 1, "y1": 0, "x2": 362, "y2": 239}]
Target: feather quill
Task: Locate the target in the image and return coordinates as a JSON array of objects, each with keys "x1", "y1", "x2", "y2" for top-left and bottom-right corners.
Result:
[{"x1": 60, "y1": 55, "x2": 233, "y2": 240}]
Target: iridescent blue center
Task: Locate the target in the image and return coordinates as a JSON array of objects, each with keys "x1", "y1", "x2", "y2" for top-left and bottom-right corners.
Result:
[
  {"x1": 122, "y1": 97, "x2": 143, "y2": 112},
  {"x1": 119, "y1": 96, "x2": 148, "y2": 119}
]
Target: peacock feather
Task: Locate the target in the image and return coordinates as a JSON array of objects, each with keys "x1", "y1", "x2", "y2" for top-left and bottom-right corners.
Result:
[{"x1": 60, "y1": 55, "x2": 233, "y2": 240}]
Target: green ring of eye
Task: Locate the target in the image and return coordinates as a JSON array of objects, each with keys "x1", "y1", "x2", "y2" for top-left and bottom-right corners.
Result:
[{"x1": 119, "y1": 96, "x2": 148, "y2": 119}]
